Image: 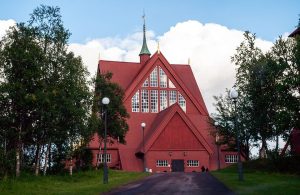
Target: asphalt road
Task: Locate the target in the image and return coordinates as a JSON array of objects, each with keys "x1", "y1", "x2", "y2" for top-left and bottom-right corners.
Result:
[{"x1": 104, "y1": 172, "x2": 234, "y2": 195}]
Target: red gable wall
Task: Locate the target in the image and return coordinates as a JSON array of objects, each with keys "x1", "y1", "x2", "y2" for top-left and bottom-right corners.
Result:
[{"x1": 151, "y1": 113, "x2": 205, "y2": 150}]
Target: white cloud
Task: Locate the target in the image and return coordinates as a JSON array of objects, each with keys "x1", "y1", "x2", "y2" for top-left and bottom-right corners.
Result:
[
  {"x1": 68, "y1": 20, "x2": 273, "y2": 114},
  {"x1": 0, "y1": 19, "x2": 16, "y2": 39}
]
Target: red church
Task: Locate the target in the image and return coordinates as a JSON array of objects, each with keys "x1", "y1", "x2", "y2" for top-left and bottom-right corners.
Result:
[{"x1": 88, "y1": 19, "x2": 239, "y2": 172}]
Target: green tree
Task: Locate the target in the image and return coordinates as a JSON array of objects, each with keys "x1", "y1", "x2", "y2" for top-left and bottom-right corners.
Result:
[
  {"x1": 214, "y1": 28, "x2": 299, "y2": 159},
  {"x1": 0, "y1": 23, "x2": 44, "y2": 177},
  {"x1": 92, "y1": 72, "x2": 129, "y2": 145},
  {"x1": 0, "y1": 5, "x2": 92, "y2": 177},
  {"x1": 212, "y1": 89, "x2": 253, "y2": 160}
]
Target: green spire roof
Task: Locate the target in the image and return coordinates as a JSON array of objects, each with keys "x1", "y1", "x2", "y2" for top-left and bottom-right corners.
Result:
[{"x1": 139, "y1": 14, "x2": 151, "y2": 56}]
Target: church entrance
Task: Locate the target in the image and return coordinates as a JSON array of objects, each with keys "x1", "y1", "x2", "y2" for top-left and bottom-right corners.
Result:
[{"x1": 171, "y1": 160, "x2": 184, "y2": 172}]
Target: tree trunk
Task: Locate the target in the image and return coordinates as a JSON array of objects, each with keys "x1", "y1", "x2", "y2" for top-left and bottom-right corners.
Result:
[
  {"x1": 69, "y1": 157, "x2": 73, "y2": 176},
  {"x1": 275, "y1": 135, "x2": 279, "y2": 155},
  {"x1": 259, "y1": 138, "x2": 268, "y2": 158},
  {"x1": 16, "y1": 124, "x2": 22, "y2": 177},
  {"x1": 69, "y1": 141, "x2": 73, "y2": 176},
  {"x1": 35, "y1": 144, "x2": 41, "y2": 176},
  {"x1": 43, "y1": 142, "x2": 51, "y2": 176}
]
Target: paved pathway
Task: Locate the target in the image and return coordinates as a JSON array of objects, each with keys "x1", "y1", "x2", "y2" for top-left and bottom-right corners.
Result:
[{"x1": 104, "y1": 172, "x2": 234, "y2": 195}]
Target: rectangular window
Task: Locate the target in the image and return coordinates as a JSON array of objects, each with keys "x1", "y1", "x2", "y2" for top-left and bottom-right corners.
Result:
[
  {"x1": 156, "y1": 160, "x2": 168, "y2": 167},
  {"x1": 169, "y1": 90, "x2": 177, "y2": 105},
  {"x1": 141, "y1": 89, "x2": 149, "y2": 112},
  {"x1": 160, "y1": 90, "x2": 168, "y2": 111},
  {"x1": 225, "y1": 155, "x2": 238, "y2": 163},
  {"x1": 131, "y1": 91, "x2": 139, "y2": 112},
  {"x1": 150, "y1": 67, "x2": 158, "y2": 87},
  {"x1": 150, "y1": 90, "x2": 158, "y2": 113},
  {"x1": 159, "y1": 67, "x2": 167, "y2": 88},
  {"x1": 97, "y1": 153, "x2": 111, "y2": 163},
  {"x1": 178, "y1": 93, "x2": 186, "y2": 112},
  {"x1": 187, "y1": 160, "x2": 199, "y2": 167}
]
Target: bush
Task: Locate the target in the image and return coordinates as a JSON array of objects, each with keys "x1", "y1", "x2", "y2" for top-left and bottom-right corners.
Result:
[{"x1": 243, "y1": 155, "x2": 300, "y2": 175}]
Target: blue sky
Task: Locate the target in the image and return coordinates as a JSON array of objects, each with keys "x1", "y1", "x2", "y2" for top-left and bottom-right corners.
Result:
[
  {"x1": 0, "y1": 0, "x2": 299, "y2": 116},
  {"x1": 0, "y1": 0, "x2": 299, "y2": 43}
]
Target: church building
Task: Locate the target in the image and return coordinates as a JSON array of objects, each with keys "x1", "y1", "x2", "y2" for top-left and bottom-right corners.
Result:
[{"x1": 88, "y1": 19, "x2": 239, "y2": 172}]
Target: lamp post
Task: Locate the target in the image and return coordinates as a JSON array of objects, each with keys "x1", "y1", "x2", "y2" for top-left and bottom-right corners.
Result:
[
  {"x1": 229, "y1": 87, "x2": 243, "y2": 181},
  {"x1": 141, "y1": 122, "x2": 146, "y2": 172},
  {"x1": 102, "y1": 97, "x2": 110, "y2": 184},
  {"x1": 214, "y1": 121, "x2": 221, "y2": 170}
]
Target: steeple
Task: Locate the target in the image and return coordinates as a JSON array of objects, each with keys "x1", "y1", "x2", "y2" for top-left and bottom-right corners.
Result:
[{"x1": 139, "y1": 13, "x2": 151, "y2": 64}]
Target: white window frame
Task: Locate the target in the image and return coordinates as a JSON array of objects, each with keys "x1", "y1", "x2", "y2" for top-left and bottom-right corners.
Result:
[
  {"x1": 225, "y1": 155, "x2": 238, "y2": 163},
  {"x1": 156, "y1": 160, "x2": 168, "y2": 167},
  {"x1": 150, "y1": 90, "x2": 158, "y2": 113},
  {"x1": 159, "y1": 67, "x2": 167, "y2": 88},
  {"x1": 150, "y1": 67, "x2": 158, "y2": 87},
  {"x1": 160, "y1": 90, "x2": 168, "y2": 111},
  {"x1": 168, "y1": 79, "x2": 176, "y2": 88},
  {"x1": 142, "y1": 78, "x2": 149, "y2": 87},
  {"x1": 141, "y1": 89, "x2": 149, "y2": 113},
  {"x1": 169, "y1": 90, "x2": 177, "y2": 106},
  {"x1": 178, "y1": 93, "x2": 186, "y2": 112},
  {"x1": 187, "y1": 160, "x2": 199, "y2": 167},
  {"x1": 131, "y1": 91, "x2": 140, "y2": 112},
  {"x1": 97, "y1": 153, "x2": 111, "y2": 163}
]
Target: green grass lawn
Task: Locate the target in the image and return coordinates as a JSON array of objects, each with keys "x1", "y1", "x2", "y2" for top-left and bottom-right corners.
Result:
[
  {"x1": 0, "y1": 169, "x2": 148, "y2": 195},
  {"x1": 212, "y1": 166, "x2": 300, "y2": 195}
]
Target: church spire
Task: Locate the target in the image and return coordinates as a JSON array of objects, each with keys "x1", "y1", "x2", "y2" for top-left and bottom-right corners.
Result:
[{"x1": 139, "y1": 13, "x2": 151, "y2": 64}]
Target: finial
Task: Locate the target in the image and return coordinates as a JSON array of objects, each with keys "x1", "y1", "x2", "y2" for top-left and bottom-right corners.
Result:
[
  {"x1": 139, "y1": 10, "x2": 151, "y2": 56},
  {"x1": 142, "y1": 9, "x2": 145, "y2": 25},
  {"x1": 157, "y1": 41, "x2": 160, "y2": 54},
  {"x1": 188, "y1": 58, "x2": 190, "y2": 65}
]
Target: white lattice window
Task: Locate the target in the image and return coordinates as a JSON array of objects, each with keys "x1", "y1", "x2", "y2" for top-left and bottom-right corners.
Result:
[
  {"x1": 225, "y1": 155, "x2": 238, "y2": 163},
  {"x1": 97, "y1": 153, "x2": 111, "y2": 163},
  {"x1": 150, "y1": 90, "x2": 158, "y2": 113},
  {"x1": 187, "y1": 160, "x2": 199, "y2": 167},
  {"x1": 178, "y1": 93, "x2": 186, "y2": 112},
  {"x1": 169, "y1": 79, "x2": 176, "y2": 88},
  {"x1": 169, "y1": 91, "x2": 177, "y2": 105},
  {"x1": 142, "y1": 78, "x2": 149, "y2": 87},
  {"x1": 160, "y1": 90, "x2": 168, "y2": 111},
  {"x1": 131, "y1": 91, "x2": 139, "y2": 112},
  {"x1": 156, "y1": 160, "x2": 168, "y2": 167},
  {"x1": 150, "y1": 67, "x2": 158, "y2": 87},
  {"x1": 141, "y1": 89, "x2": 149, "y2": 113},
  {"x1": 159, "y1": 67, "x2": 167, "y2": 88}
]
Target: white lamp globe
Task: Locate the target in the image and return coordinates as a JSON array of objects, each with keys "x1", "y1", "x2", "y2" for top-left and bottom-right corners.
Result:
[{"x1": 102, "y1": 97, "x2": 110, "y2": 105}]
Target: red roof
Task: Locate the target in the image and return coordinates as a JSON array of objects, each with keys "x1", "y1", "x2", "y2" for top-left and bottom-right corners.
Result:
[{"x1": 99, "y1": 60, "x2": 142, "y2": 90}]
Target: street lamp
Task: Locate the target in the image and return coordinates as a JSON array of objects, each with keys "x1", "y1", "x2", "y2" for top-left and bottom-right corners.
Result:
[
  {"x1": 229, "y1": 87, "x2": 243, "y2": 181},
  {"x1": 102, "y1": 97, "x2": 110, "y2": 184},
  {"x1": 141, "y1": 122, "x2": 146, "y2": 172},
  {"x1": 214, "y1": 121, "x2": 221, "y2": 170}
]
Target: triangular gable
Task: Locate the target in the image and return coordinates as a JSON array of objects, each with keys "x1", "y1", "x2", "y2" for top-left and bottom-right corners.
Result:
[
  {"x1": 150, "y1": 113, "x2": 205, "y2": 150},
  {"x1": 124, "y1": 51, "x2": 208, "y2": 115},
  {"x1": 141, "y1": 104, "x2": 213, "y2": 154}
]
